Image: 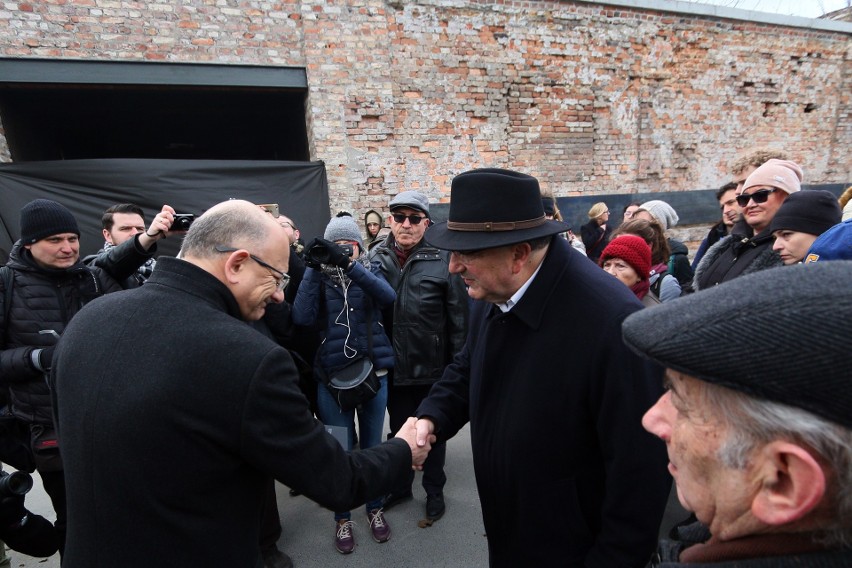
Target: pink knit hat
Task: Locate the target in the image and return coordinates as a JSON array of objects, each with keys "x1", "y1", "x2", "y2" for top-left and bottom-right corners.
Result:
[{"x1": 742, "y1": 159, "x2": 803, "y2": 194}]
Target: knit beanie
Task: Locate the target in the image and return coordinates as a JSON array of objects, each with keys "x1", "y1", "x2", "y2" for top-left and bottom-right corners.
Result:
[
  {"x1": 804, "y1": 220, "x2": 852, "y2": 263},
  {"x1": 324, "y1": 215, "x2": 364, "y2": 249},
  {"x1": 599, "y1": 235, "x2": 652, "y2": 280},
  {"x1": 20, "y1": 199, "x2": 80, "y2": 245},
  {"x1": 640, "y1": 200, "x2": 679, "y2": 231},
  {"x1": 769, "y1": 190, "x2": 841, "y2": 237},
  {"x1": 588, "y1": 202, "x2": 608, "y2": 219},
  {"x1": 743, "y1": 159, "x2": 803, "y2": 194}
]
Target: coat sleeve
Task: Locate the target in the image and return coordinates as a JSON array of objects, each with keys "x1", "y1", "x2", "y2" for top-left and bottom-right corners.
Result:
[
  {"x1": 90, "y1": 234, "x2": 156, "y2": 282},
  {"x1": 346, "y1": 262, "x2": 396, "y2": 307},
  {"x1": 291, "y1": 268, "x2": 322, "y2": 327},
  {"x1": 240, "y1": 347, "x2": 412, "y2": 512},
  {"x1": 585, "y1": 306, "x2": 671, "y2": 567}
]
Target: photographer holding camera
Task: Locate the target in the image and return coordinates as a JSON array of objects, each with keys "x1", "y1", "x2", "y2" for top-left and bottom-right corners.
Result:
[
  {"x1": 291, "y1": 215, "x2": 397, "y2": 554},
  {"x1": 0, "y1": 469, "x2": 58, "y2": 559}
]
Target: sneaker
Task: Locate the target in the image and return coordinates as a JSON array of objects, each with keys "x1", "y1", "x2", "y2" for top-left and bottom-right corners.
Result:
[
  {"x1": 382, "y1": 489, "x2": 413, "y2": 511},
  {"x1": 368, "y1": 508, "x2": 391, "y2": 543},
  {"x1": 335, "y1": 519, "x2": 355, "y2": 554},
  {"x1": 261, "y1": 546, "x2": 294, "y2": 568},
  {"x1": 426, "y1": 492, "x2": 446, "y2": 521}
]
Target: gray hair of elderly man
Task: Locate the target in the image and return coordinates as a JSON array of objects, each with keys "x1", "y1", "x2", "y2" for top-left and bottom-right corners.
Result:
[
  {"x1": 179, "y1": 200, "x2": 272, "y2": 260},
  {"x1": 701, "y1": 380, "x2": 852, "y2": 547}
]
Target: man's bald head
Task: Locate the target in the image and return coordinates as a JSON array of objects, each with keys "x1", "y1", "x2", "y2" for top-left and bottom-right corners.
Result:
[{"x1": 180, "y1": 200, "x2": 279, "y2": 261}]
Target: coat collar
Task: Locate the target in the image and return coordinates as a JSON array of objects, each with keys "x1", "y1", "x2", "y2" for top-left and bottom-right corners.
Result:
[{"x1": 147, "y1": 256, "x2": 244, "y2": 321}]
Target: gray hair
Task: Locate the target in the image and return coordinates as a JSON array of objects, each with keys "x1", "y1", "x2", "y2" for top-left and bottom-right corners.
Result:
[
  {"x1": 703, "y1": 382, "x2": 852, "y2": 547},
  {"x1": 179, "y1": 201, "x2": 270, "y2": 260}
]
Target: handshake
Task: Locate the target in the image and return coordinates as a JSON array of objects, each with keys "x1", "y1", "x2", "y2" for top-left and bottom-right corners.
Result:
[{"x1": 394, "y1": 417, "x2": 437, "y2": 470}]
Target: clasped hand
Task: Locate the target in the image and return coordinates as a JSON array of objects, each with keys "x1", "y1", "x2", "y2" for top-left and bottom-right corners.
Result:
[{"x1": 394, "y1": 417, "x2": 436, "y2": 471}]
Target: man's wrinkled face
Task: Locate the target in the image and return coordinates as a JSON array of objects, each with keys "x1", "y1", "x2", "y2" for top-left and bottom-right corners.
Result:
[
  {"x1": 25, "y1": 233, "x2": 80, "y2": 270},
  {"x1": 388, "y1": 207, "x2": 429, "y2": 251},
  {"x1": 642, "y1": 371, "x2": 753, "y2": 533},
  {"x1": 104, "y1": 212, "x2": 146, "y2": 246},
  {"x1": 718, "y1": 189, "x2": 741, "y2": 228},
  {"x1": 448, "y1": 245, "x2": 519, "y2": 303}
]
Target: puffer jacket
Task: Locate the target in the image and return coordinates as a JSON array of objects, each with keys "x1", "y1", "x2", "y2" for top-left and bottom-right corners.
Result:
[
  {"x1": 1, "y1": 237, "x2": 153, "y2": 424},
  {"x1": 291, "y1": 260, "x2": 395, "y2": 375},
  {"x1": 369, "y1": 234, "x2": 468, "y2": 387},
  {"x1": 692, "y1": 229, "x2": 781, "y2": 292}
]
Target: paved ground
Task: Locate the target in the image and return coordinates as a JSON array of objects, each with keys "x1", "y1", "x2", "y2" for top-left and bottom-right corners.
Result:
[{"x1": 8, "y1": 419, "x2": 684, "y2": 568}]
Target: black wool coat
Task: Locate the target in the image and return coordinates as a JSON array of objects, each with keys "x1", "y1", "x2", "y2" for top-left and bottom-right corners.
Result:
[
  {"x1": 52, "y1": 257, "x2": 411, "y2": 568},
  {"x1": 417, "y1": 238, "x2": 671, "y2": 567}
]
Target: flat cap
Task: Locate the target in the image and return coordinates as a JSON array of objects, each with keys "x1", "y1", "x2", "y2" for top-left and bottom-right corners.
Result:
[
  {"x1": 389, "y1": 191, "x2": 430, "y2": 216},
  {"x1": 622, "y1": 262, "x2": 852, "y2": 429}
]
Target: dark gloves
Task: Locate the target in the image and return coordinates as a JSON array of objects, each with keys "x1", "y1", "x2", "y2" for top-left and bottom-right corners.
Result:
[
  {"x1": 30, "y1": 346, "x2": 56, "y2": 373},
  {"x1": 305, "y1": 238, "x2": 351, "y2": 269},
  {"x1": 0, "y1": 493, "x2": 26, "y2": 530}
]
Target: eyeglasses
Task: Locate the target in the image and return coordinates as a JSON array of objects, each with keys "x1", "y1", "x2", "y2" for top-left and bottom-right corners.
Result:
[
  {"x1": 735, "y1": 188, "x2": 778, "y2": 207},
  {"x1": 450, "y1": 249, "x2": 486, "y2": 264},
  {"x1": 391, "y1": 213, "x2": 426, "y2": 225},
  {"x1": 214, "y1": 245, "x2": 290, "y2": 292}
]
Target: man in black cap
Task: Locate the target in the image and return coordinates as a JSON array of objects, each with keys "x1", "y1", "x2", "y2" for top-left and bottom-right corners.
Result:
[
  {"x1": 622, "y1": 262, "x2": 852, "y2": 566},
  {"x1": 0, "y1": 198, "x2": 167, "y2": 556},
  {"x1": 369, "y1": 190, "x2": 468, "y2": 521},
  {"x1": 412, "y1": 169, "x2": 670, "y2": 566}
]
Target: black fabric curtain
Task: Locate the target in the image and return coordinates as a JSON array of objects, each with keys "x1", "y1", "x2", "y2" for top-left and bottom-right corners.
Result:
[{"x1": 0, "y1": 158, "x2": 330, "y2": 260}]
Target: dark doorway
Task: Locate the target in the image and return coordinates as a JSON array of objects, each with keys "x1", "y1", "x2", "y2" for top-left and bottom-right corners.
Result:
[{"x1": 0, "y1": 84, "x2": 309, "y2": 161}]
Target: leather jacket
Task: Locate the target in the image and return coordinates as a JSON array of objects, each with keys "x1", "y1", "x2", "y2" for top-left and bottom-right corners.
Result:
[{"x1": 369, "y1": 234, "x2": 468, "y2": 387}]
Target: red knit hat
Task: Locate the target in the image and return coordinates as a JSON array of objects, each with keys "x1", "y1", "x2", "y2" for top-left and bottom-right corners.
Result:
[{"x1": 599, "y1": 235, "x2": 652, "y2": 280}]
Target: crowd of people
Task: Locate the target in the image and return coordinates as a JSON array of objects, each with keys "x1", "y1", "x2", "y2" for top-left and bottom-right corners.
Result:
[{"x1": 0, "y1": 147, "x2": 850, "y2": 567}]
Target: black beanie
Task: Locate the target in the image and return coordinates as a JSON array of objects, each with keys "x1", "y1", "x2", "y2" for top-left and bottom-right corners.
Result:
[
  {"x1": 769, "y1": 190, "x2": 841, "y2": 237},
  {"x1": 20, "y1": 199, "x2": 80, "y2": 244}
]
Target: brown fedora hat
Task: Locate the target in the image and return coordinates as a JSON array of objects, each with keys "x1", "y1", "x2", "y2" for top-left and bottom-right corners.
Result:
[{"x1": 425, "y1": 168, "x2": 569, "y2": 251}]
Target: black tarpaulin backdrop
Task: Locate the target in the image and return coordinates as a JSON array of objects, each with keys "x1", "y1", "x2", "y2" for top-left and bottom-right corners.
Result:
[{"x1": 0, "y1": 158, "x2": 330, "y2": 260}]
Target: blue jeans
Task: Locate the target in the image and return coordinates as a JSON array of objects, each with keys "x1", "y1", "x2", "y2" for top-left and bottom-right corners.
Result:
[{"x1": 317, "y1": 374, "x2": 388, "y2": 520}]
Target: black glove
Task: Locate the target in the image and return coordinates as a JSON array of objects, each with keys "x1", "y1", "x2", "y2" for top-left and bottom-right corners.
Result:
[
  {"x1": 303, "y1": 238, "x2": 322, "y2": 269},
  {"x1": 0, "y1": 494, "x2": 26, "y2": 530},
  {"x1": 30, "y1": 346, "x2": 56, "y2": 373},
  {"x1": 316, "y1": 238, "x2": 351, "y2": 269}
]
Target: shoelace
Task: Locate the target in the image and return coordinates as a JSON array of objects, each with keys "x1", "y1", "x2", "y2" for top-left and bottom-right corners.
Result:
[
  {"x1": 369, "y1": 509, "x2": 386, "y2": 529},
  {"x1": 337, "y1": 520, "x2": 353, "y2": 539}
]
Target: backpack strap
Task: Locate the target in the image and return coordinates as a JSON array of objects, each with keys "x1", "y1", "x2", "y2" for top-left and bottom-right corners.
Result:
[{"x1": 650, "y1": 274, "x2": 664, "y2": 299}]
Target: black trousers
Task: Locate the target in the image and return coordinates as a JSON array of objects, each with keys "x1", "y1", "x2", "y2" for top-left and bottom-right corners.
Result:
[
  {"x1": 39, "y1": 469, "x2": 65, "y2": 557},
  {"x1": 259, "y1": 478, "x2": 282, "y2": 552},
  {"x1": 387, "y1": 383, "x2": 446, "y2": 496}
]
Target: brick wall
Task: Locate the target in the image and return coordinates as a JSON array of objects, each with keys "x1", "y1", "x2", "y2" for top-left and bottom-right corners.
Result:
[{"x1": 1, "y1": 0, "x2": 850, "y2": 217}]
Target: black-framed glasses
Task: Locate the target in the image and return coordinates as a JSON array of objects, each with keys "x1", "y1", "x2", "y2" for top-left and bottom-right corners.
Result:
[
  {"x1": 736, "y1": 188, "x2": 778, "y2": 207},
  {"x1": 214, "y1": 245, "x2": 290, "y2": 292},
  {"x1": 391, "y1": 213, "x2": 426, "y2": 225}
]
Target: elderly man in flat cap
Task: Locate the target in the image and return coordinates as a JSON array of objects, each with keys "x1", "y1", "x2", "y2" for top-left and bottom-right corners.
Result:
[
  {"x1": 623, "y1": 262, "x2": 852, "y2": 566},
  {"x1": 413, "y1": 168, "x2": 670, "y2": 567}
]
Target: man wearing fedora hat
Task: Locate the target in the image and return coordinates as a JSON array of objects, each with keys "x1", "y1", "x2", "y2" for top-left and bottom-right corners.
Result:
[{"x1": 412, "y1": 169, "x2": 670, "y2": 567}]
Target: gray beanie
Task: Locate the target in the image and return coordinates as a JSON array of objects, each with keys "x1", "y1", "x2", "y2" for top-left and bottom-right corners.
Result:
[
  {"x1": 622, "y1": 262, "x2": 852, "y2": 429},
  {"x1": 20, "y1": 199, "x2": 80, "y2": 244},
  {"x1": 640, "y1": 200, "x2": 679, "y2": 230},
  {"x1": 323, "y1": 216, "x2": 364, "y2": 249}
]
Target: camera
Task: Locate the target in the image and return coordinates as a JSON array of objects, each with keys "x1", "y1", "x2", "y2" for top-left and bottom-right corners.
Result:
[
  {"x1": 0, "y1": 470, "x2": 33, "y2": 498},
  {"x1": 308, "y1": 242, "x2": 353, "y2": 264},
  {"x1": 171, "y1": 213, "x2": 195, "y2": 232}
]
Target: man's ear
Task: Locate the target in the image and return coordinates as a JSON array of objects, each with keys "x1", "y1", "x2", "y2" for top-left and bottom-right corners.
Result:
[
  {"x1": 222, "y1": 249, "x2": 251, "y2": 285},
  {"x1": 102, "y1": 228, "x2": 113, "y2": 244},
  {"x1": 751, "y1": 441, "x2": 826, "y2": 526}
]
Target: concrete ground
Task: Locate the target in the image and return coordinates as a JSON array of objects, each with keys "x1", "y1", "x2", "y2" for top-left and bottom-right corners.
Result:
[{"x1": 8, "y1": 420, "x2": 683, "y2": 568}]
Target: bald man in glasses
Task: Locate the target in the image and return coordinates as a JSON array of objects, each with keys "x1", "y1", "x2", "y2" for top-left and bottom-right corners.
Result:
[
  {"x1": 693, "y1": 159, "x2": 801, "y2": 291},
  {"x1": 369, "y1": 191, "x2": 469, "y2": 522}
]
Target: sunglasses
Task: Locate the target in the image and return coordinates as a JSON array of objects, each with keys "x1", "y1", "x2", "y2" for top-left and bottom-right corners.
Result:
[
  {"x1": 391, "y1": 213, "x2": 426, "y2": 225},
  {"x1": 735, "y1": 188, "x2": 778, "y2": 207}
]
